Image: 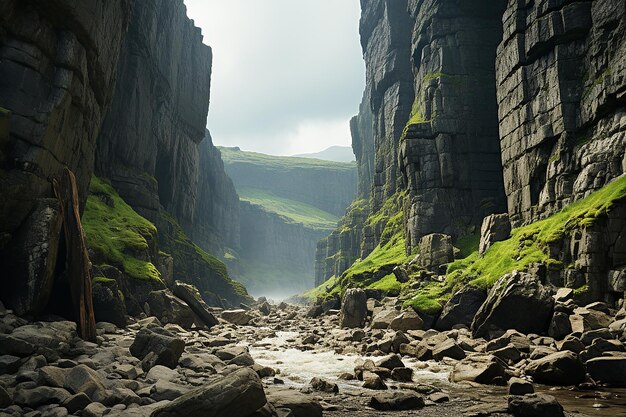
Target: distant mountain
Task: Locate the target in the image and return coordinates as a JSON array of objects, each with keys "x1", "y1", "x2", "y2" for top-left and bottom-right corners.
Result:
[{"x1": 293, "y1": 146, "x2": 355, "y2": 163}]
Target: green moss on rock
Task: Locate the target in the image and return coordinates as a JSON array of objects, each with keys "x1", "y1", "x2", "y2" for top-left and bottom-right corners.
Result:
[{"x1": 83, "y1": 177, "x2": 162, "y2": 283}]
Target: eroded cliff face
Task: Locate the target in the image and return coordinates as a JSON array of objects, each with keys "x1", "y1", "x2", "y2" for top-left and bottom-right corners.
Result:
[
  {"x1": 94, "y1": 0, "x2": 246, "y2": 306},
  {"x1": 497, "y1": 0, "x2": 626, "y2": 227},
  {"x1": 0, "y1": 0, "x2": 130, "y2": 316}
]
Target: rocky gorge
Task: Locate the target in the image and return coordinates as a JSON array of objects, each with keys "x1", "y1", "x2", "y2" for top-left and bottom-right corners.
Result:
[{"x1": 0, "y1": 0, "x2": 626, "y2": 416}]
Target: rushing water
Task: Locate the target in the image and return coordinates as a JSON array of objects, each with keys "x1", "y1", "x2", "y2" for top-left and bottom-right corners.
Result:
[{"x1": 245, "y1": 331, "x2": 626, "y2": 416}]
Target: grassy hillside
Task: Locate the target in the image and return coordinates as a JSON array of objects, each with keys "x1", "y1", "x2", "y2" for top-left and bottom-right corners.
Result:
[
  {"x1": 219, "y1": 147, "x2": 356, "y2": 171},
  {"x1": 238, "y1": 187, "x2": 338, "y2": 230}
]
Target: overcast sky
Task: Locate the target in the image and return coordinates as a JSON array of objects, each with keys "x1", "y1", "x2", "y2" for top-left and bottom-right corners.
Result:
[{"x1": 183, "y1": 0, "x2": 365, "y2": 156}]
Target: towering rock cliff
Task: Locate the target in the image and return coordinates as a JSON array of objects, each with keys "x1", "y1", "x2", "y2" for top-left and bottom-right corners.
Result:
[
  {"x1": 92, "y1": 0, "x2": 247, "y2": 307},
  {"x1": 497, "y1": 0, "x2": 626, "y2": 227},
  {"x1": 0, "y1": 0, "x2": 130, "y2": 316},
  {"x1": 315, "y1": 0, "x2": 625, "y2": 310}
]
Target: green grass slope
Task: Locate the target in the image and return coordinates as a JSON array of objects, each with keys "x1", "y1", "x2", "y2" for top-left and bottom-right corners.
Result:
[
  {"x1": 238, "y1": 187, "x2": 339, "y2": 230},
  {"x1": 219, "y1": 147, "x2": 356, "y2": 171}
]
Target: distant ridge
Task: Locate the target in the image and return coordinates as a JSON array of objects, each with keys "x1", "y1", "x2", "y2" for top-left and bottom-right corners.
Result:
[{"x1": 293, "y1": 146, "x2": 355, "y2": 163}]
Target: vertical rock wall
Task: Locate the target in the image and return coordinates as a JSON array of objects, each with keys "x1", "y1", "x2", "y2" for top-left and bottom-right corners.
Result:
[
  {"x1": 0, "y1": 0, "x2": 130, "y2": 316},
  {"x1": 401, "y1": 0, "x2": 508, "y2": 250},
  {"x1": 497, "y1": 0, "x2": 626, "y2": 227}
]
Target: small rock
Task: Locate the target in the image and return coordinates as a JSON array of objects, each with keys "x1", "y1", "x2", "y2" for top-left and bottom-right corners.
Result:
[
  {"x1": 508, "y1": 377, "x2": 534, "y2": 396},
  {"x1": 369, "y1": 391, "x2": 425, "y2": 411},
  {"x1": 507, "y1": 393, "x2": 564, "y2": 417},
  {"x1": 310, "y1": 377, "x2": 338, "y2": 393}
]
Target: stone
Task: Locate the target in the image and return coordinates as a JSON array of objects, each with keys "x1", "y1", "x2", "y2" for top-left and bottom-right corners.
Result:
[
  {"x1": 555, "y1": 288, "x2": 574, "y2": 303},
  {"x1": 472, "y1": 271, "x2": 554, "y2": 339},
  {"x1": 508, "y1": 377, "x2": 534, "y2": 396},
  {"x1": 479, "y1": 214, "x2": 511, "y2": 254},
  {"x1": 221, "y1": 309, "x2": 253, "y2": 325},
  {"x1": 172, "y1": 281, "x2": 218, "y2": 328},
  {"x1": 266, "y1": 390, "x2": 323, "y2": 417},
  {"x1": 146, "y1": 290, "x2": 195, "y2": 330},
  {"x1": 151, "y1": 380, "x2": 190, "y2": 401},
  {"x1": 362, "y1": 371, "x2": 387, "y2": 390},
  {"x1": 585, "y1": 357, "x2": 626, "y2": 387},
  {"x1": 0, "y1": 334, "x2": 35, "y2": 357},
  {"x1": 258, "y1": 301, "x2": 272, "y2": 316},
  {"x1": 525, "y1": 351, "x2": 585, "y2": 385},
  {"x1": 151, "y1": 368, "x2": 266, "y2": 417},
  {"x1": 569, "y1": 308, "x2": 612, "y2": 333},
  {"x1": 449, "y1": 354, "x2": 506, "y2": 385},
  {"x1": 369, "y1": 392, "x2": 425, "y2": 411},
  {"x1": 339, "y1": 288, "x2": 368, "y2": 328},
  {"x1": 436, "y1": 287, "x2": 487, "y2": 331},
  {"x1": 309, "y1": 377, "x2": 338, "y2": 393},
  {"x1": 14, "y1": 386, "x2": 71, "y2": 407},
  {"x1": 391, "y1": 367, "x2": 413, "y2": 382},
  {"x1": 418, "y1": 234, "x2": 454, "y2": 272},
  {"x1": 507, "y1": 394, "x2": 565, "y2": 417},
  {"x1": 389, "y1": 309, "x2": 423, "y2": 331},
  {"x1": 83, "y1": 402, "x2": 107, "y2": 417},
  {"x1": 61, "y1": 392, "x2": 91, "y2": 414},
  {"x1": 63, "y1": 365, "x2": 107, "y2": 402},
  {"x1": 0, "y1": 385, "x2": 12, "y2": 408},
  {"x1": 548, "y1": 312, "x2": 572, "y2": 340},
  {"x1": 0, "y1": 354, "x2": 21, "y2": 374},
  {"x1": 432, "y1": 339, "x2": 466, "y2": 361},
  {"x1": 129, "y1": 326, "x2": 185, "y2": 369},
  {"x1": 371, "y1": 309, "x2": 398, "y2": 329},
  {"x1": 375, "y1": 354, "x2": 404, "y2": 370},
  {"x1": 92, "y1": 279, "x2": 127, "y2": 328}
]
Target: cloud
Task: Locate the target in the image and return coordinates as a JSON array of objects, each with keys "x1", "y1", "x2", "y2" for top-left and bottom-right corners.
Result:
[{"x1": 183, "y1": 0, "x2": 365, "y2": 155}]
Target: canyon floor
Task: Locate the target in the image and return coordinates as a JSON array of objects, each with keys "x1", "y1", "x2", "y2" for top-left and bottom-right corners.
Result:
[{"x1": 1, "y1": 297, "x2": 625, "y2": 417}]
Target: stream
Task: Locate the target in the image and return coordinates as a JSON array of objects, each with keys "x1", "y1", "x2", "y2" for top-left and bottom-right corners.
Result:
[{"x1": 245, "y1": 330, "x2": 626, "y2": 416}]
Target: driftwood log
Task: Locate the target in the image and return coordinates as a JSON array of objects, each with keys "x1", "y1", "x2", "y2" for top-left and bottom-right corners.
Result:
[{"x1": 53, "y1": 168, "x2": 96, "y2": 342}]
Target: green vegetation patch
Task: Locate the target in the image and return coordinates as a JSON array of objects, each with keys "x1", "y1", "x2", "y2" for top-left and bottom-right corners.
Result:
[
  {"x1": 83, "y1": 177, "x2": 161, "y2": 283},
  {"x1": 219, "y1": 147, "x2": 356, "y2": 171},
  {"x1": 368, "y1": 273, "x2": 402, "y2": 296},
  {"x1": 238, "y1": 187, "x2": 339, "y2": 230}
]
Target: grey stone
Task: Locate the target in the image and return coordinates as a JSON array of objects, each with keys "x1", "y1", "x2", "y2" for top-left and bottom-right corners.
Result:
[
  {"x1": 507, "y1": 394, "x2": 564, "y2": 417},
  {"x1": 129, "y1": 326, "x2": 185, "y2": 369},
  {"x1": 436, "y1": 287, "x2": 487, "y2": 331},
  {"x1": 369, "y1": 391, "x2": 425, "y2": 411},
  {"x1": 339, "y1": 288, "x2": 368, "y2": 328},
  {"x1": 172, "y1": 281, "x2": 218, "y2": 328},
  {"x1": 525, "y1": 351, "x2": 585, "y2": 385},
  {"x1": 221, "y1": 309, "x2": 253, "y2": 325},
  {"x1": 479, "y1": 214, "x2": 511, "y2": 254}
]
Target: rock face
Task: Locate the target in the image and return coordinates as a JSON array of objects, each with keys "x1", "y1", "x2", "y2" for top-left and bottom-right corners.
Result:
[
  {"x1": 479, "y1": 214, "x2": 512, "y2": 254},
  {"x1": 497, "y1": 0, "x2": 626, "y2": 227},
  {"x1": 0, "y1": 0, "x2": 130, "y2": 316},
  {"x1": 472, "y1": 271, "x2": 554, "y2": 339},
  {"x1": 418, "y1": 234, "x2": 454, "y2": 272},
  {"x1": 340, "y1": 289, "x2": 368, "y2": 328},
  {"x1": 151, "y1": 368, "x2": 266, "y2": 417},
  {"x1": 93, "y1": 1, "x2": 248, "y2": 307}
]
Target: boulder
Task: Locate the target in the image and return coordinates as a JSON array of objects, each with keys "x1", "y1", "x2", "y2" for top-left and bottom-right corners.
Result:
[
  {"x1": 569, "y1": 307, "x2": 612, "y2": 333},
  {"x1": 130, "y1": 326, "x2": 185, "y2": 369},
  {"x1": 436, "y1": 287, "x2": 487, "y2": 331},
  {"x1": 479, "y1": 214, "x2": 511, "y2": 254},
  {"x1": 548, "y1": 312, "x2": 572, "y2": 340},
  {"x1": 432, "y1": 339, "x2": 466, "y2": 361},
  {"x1": 449, "y1": 354, "x2": 506, "y2": 385},
  {"x1": 309, "y1": 377, "x2": 338, "y2": 393},
  {"x1": 64, "y1": 365, "x2": 107, "y2": 402},
  {"x1": 146, "y1": 290, "x2": 195, "y2": 329},
  {"x1": 151, "y1": 368, "x2": 266, "y2": 417},
  {"x1": 362, "y1": 371, "x2": 387, "y2": 390},
  {"x1": 585, "y1": 356, "x2": 626, "y2": 387},
  {"x1": 371, "y1": 309, "x2": 398, "y2": 329},
  {"x1": 222, "y1": 309, "x2": 254, "y2": 325},
  {"x1": 92, "y1": 279, "x2": 127, "y2": 328},
  {"x1": 0, "y1": 385, "x2": 12, "y2": 408},
  {"x1": 172, "y1": 281, "x2": 218, "y2": 328},
  {"x1": 507, "y1": 394, "x2": 564, "y2": 417},
  {"x1": 508, "y1": 377, "x2": 534, "y2": 396},
  {"x1": 472, "y1": 271, "x2": 554, "y2": 339},
  {"x1": 339, "y1": 288, "x2": 368, "y2": 328},
  {"x1": 375, "y1": 354, "x2": 405, "y2": 370},
  {"x1": 389, "y1": 309, "x2": 423, "y2": 331},
  {"x1": 525, "y1": 351, "x2": 585, "y2": 385},
  {"x1": 418, "y1": 234, "x2": 454, "y2": 272},
  {"x1": 266, "y1": 390, "x2": 323, "y2": 417},
  {"x1": 13, "y1": 386, "x2": 71, "y2": 407},
  {"x1": 369, "y1": 392, "x2": 425, "y2": 411}
]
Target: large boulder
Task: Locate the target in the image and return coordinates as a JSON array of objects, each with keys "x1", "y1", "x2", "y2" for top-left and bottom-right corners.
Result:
[
  {"x1": 524, "y1": 351, "x2": 585, "y2": 385},
  {"x1": 418, "y1": 234, "x2": 454, "y2": 272},
  {"x1": 369, "y1": 391, "x2": 425, "y2": 411},
  {"x1": 507, "y1": 394, "x2": 564, "y2": 417},
  {"x1": 266, "y1": 389, "x2": 323, "y2": 417},
  {"x1": 479, "y1": 214, "x2": 511, "y2": 254},
  {"x1": 221, "y1": 309, "x2": 254, "y2": 325},
  {"x1": 172, "y1": 281, "x2": 218, "y2": 328},
  {"x1": 92, "y1": 278, "x2": 127, "y2": 328},
  {"x1": 151, "y1": 368, "x2": 266, "y2": 417},
  {"x1": 390, "y1": 309, "x2": 423, "y2": 331},
  {"x1": 472, "y1": 271, "x2": 554, "y2": 339},
  {"x1": 130, "y1": 326, "x2": 185, "y2": 369},
  {"x1": 436, "y1": 287, "x2": 487, "y2": 331},
  {"x1": 585, "y1": 356, "x2": 626, "y2": 387},
  {"x1": 146, "y1": 290, "x2": 195, "y2": 329},
  {"x1": 340, "y1": 288, "x2": 368, "y2": 328},
  {"x1": 449, "y1": 354, "x2": 506, "y2": 385},
  {"x1": 569, "y1": 307, "x2": 612, "y2": 333}
]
